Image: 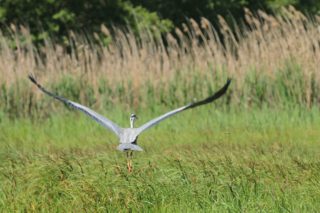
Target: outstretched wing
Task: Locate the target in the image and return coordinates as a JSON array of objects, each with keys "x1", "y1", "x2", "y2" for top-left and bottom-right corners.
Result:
[
  {"x1": 28, "y1": 75, "x2": 123, "y2": 137},
  {"x1": 136, "y1": 79, "x2": 231, "y2": 135}
]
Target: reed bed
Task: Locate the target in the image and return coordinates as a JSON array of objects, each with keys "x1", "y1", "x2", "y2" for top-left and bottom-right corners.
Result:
[{"x1": 0, "y1": 7, "x2": 319, "y2": 118}]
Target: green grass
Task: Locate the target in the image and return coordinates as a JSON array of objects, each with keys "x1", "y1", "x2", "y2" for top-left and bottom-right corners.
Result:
[{"x1": 0, "y1": 107, "x2": 320, "y2": 212}]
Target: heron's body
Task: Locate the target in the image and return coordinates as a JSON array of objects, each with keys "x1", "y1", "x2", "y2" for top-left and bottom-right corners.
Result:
[
  {"x1": 117, "y1": 128, "x2": 142, "y2": 151},
  {"x1": 28, "y1": 75, "x2": 231, "y2": 171},
  {"x1": 119, "y1": 128, "x2": 138, "y2": 144}
]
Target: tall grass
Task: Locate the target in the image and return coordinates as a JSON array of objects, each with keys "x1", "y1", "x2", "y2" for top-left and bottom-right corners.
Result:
[
  {"x1": 1, "y1": 108, "x2": 320, "y2": 211},
  {"x1": 0, "y1": 6, "x2": 320, "y2": 118}
]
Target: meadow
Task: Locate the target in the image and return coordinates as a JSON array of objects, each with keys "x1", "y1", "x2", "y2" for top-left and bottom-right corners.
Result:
[{"x1": 1, "y1": 7, "x2": 320, "y2": 212}]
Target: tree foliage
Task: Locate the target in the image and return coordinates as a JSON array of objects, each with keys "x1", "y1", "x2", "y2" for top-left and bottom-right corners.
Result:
[
  {"x1": 0, "y1": 0, "x2": 172, "y2": 42},
  {"x1": 0, "y1": 0, "x2": 319, "y2": 43}
]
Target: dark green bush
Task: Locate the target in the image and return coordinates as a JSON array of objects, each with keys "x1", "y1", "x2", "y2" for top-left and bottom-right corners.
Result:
[{"x1": 1, "y1": 0, "x2": 320, "y2": 44}]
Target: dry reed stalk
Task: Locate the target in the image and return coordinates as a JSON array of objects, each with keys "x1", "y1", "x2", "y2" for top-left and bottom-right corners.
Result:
[{"x1": 0, "y1": 7, "x2": 320, "y2": 117}]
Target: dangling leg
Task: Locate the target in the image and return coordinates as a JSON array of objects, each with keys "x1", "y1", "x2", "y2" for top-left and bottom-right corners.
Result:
[
  {"x1": 126, "y1": 151, "x2": 134, "y2": 173},
  {"x1": 128, "y1": 151, "x2": 133, "y2": 172},
  {"x1": 126, "y1": 151, "x2": 131, "y2": 172}
]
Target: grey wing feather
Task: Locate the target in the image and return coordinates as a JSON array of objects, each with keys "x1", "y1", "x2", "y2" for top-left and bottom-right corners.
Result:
[
  {"x1": 136, "y1": 79, "x2": 231, "y2": 135},
  {"x1": 28, "y1": 75, "x2": 123, "y2": 137},
  {"x1": 136, "y1": 105, "x2": 189, "y2": 135}
]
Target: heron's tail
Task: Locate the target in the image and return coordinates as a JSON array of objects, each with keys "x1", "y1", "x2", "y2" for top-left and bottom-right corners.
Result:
[{"x1": 117, "y1": 143, "x2": 143, "y2": 152}]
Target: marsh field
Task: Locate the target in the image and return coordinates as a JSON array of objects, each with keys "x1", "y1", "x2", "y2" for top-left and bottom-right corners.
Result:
[{"x1": 1, "y1": 8, "x2": 320, "y2": 212}]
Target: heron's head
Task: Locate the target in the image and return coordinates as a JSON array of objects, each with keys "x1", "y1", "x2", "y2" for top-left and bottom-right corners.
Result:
[
  {"x1": 130, "y1": 113, "x2": 137, "y2": 128},
  {"x1": 130, "y1": 113, "x2": 137, "y2": 120}
]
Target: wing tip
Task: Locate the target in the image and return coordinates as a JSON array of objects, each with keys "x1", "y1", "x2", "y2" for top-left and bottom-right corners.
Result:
[
  {"x1": 28, "y1": 74, "x2": 37, "y2": 84},
  {"x1": 217, "y1": 77, "x2": 232, "y2": 95},
  {"x1": 226, "y1": 78, "x2": 232, "y2": 87}
]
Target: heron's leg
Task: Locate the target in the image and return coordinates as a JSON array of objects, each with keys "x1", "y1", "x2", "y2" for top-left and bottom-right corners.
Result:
[
  {"x1": 126, "y1": 151, "x2": 130, "y2": 172},
  {"x1": 128, "y1": 151, "x2": 133, "y2": 172},
  {"x1": 129, "y1": 151, "x2": 133, "y2": 172},
  {"x1": 126, "y1": 151, "x2": 133, "y2": 173}
]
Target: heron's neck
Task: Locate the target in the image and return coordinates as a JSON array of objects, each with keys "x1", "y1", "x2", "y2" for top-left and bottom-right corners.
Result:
[{"x1": 130, "y1": 119, "x2": 134, "y2": 128}]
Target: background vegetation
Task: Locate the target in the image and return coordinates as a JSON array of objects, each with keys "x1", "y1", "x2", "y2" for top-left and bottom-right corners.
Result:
[
  {"x1": 0, "y1": 7, "x2": 319, "y2": 118},
  {"x1": 0, "y1": 2, "x2": 320, "y2": 212},
  {"x1": 1, "y1": 0, "x2": 320, "y2": 43}
]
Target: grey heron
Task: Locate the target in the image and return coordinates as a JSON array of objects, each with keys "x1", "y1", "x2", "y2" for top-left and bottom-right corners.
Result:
[{"x1": 28, "y1": 75, "x2": 231, "y2": 172}]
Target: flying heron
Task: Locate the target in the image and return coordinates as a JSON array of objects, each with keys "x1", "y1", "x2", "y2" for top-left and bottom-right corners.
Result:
[{"x1": 28, "y1": 75, "x2": 231, "y2": 172}]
